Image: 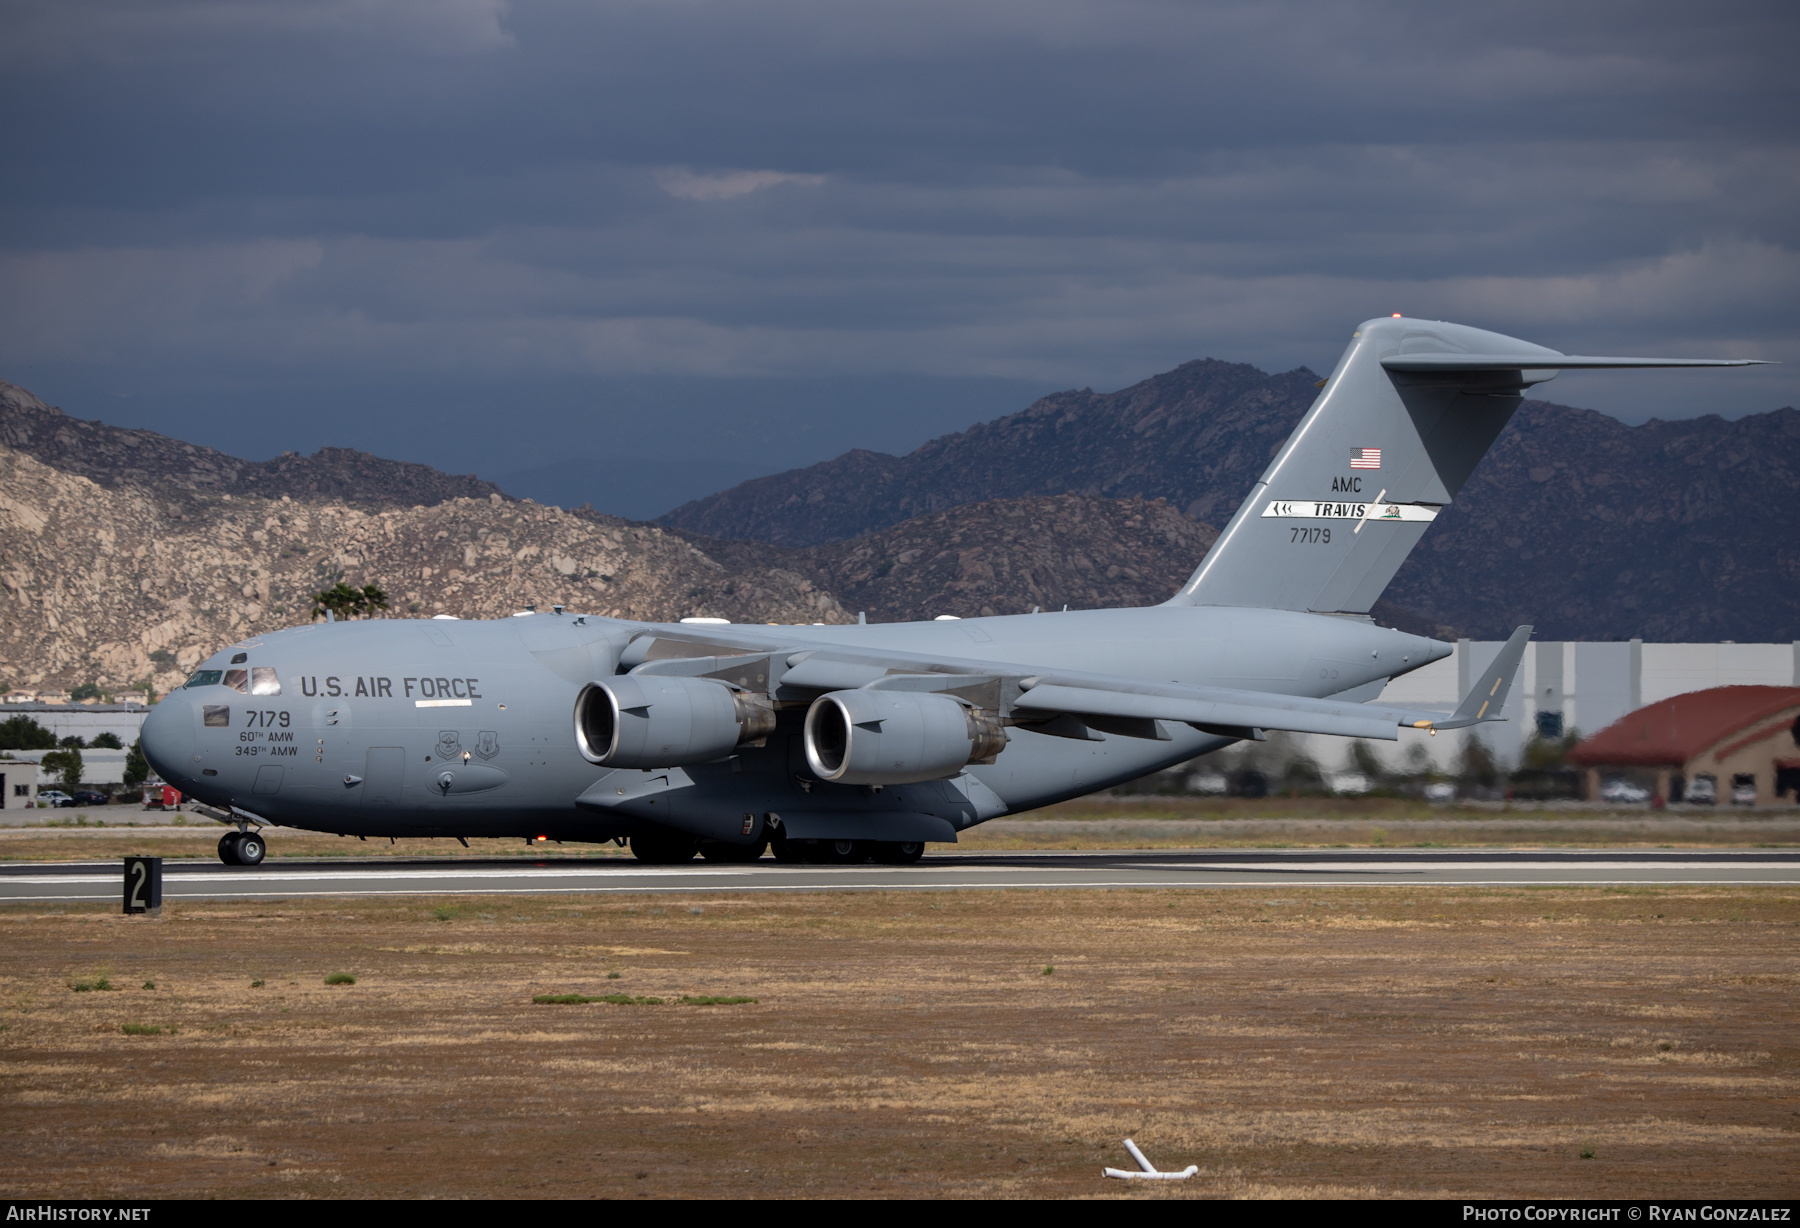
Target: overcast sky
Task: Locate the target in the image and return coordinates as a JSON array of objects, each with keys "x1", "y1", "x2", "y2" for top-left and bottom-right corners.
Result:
[{"x1": 3, "y1": 0, "x2": 1795, "y2": 517}]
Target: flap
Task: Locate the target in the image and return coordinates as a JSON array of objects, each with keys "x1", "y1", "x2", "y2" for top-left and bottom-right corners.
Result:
[{"x1": 1014, "y1": 682, "x2": 1399, "y2": 741}]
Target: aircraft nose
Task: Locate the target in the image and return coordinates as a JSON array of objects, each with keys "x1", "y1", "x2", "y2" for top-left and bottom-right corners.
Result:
[{"x1": 140, "y1": 693, "x2": 196, "y2": 784}]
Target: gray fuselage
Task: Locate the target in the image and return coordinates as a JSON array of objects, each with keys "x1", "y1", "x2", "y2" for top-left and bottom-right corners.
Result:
[{"x1": 140, "y1": 605, "x2": 1445, "y2": 844}]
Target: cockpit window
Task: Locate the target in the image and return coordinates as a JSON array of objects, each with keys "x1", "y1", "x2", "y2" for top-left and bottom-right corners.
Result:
[
  {"x1": 250, "y1": 667, "x2": 281, "y2": 697},
  {"x1": 184, "y1": 670, "x2": 223, "y2": 688},
  {"x1": 223, "y1": 669, "x2": 249, "y2": 693}
]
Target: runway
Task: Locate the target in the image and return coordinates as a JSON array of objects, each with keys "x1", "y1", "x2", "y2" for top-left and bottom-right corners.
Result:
[{"x1": 3, "y1": 848, "x2": 1798, "y2": 903}]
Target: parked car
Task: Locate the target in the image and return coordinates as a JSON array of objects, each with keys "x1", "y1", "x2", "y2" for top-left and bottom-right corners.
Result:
[
  {"x1": 1685, "y1": 776, "x2": 1717, "y2": 805},
  {"x1": 35, "y1": 790, "x2": 74, "y2": 808},
  {"x1": 71, "y1": 790, "x2": 109, "y2": 806},
  {"x1": 1601, "y1": 778, "x2": 1651, "y2": 804},
  {"x1": 1731, "y1": 776, "x2": 1758, "y2": 806},
  {"x1": 1423, "y1": 781, "x2": 1457, "y2": 802}
]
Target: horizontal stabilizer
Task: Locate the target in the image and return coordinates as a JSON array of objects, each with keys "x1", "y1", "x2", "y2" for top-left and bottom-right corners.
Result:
[{"x1": 1383, "y1": 354, "x2": 1767, "y2": 373}]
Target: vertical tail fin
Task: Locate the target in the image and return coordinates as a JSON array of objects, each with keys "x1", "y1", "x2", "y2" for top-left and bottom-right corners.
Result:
[{"x1": 1168, "y1": 316, "x2": 1761, "y2": 614}]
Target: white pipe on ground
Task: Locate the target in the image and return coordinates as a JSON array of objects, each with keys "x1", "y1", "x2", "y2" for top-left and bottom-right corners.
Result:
[{"x1": 1101, "y1": 1138, "x2": 1198, "y2": 1180}]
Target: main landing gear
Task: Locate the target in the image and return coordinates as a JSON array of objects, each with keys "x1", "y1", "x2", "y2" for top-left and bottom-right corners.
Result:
[{"x1": 218, "y1": 829, "x2": 267, "y2": 866}]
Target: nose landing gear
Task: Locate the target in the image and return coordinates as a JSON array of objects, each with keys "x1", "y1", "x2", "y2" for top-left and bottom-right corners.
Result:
[{"x1": 217, "y1": 829, "x2": 267, "y2": 866}]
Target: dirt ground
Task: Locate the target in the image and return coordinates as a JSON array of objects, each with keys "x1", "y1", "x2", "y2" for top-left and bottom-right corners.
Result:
[{"x1": 2, "y1": 886, "x2": 1796, "y2": 1199}]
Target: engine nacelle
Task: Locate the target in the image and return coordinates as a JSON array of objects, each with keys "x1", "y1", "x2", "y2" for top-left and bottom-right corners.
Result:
[
  {"x1": 803, "y1": 689, "x2": 1007, "y2": 786},
  {"x1": 576, "y1": 676, "x2": 776, "y2": 769}
]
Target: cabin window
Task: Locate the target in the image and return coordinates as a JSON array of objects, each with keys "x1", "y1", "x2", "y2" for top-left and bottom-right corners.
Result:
[
  {"x1": 203, "y1": 705, "x2": 230, "y2": 728},
  {"x1": 184, "y1": 670, "x2": 223, "y2": 688},
  {"x1": 250, "y1": 667, "x2": 281, "y2": 697},
  {"x1": 223, "y1": 669, "x2": 249, "y2": 693}
]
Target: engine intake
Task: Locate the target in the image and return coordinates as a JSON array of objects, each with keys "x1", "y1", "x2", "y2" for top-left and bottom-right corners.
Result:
[
  {"x1": 803, "y1": 689, "x2": 1006, "y2": 785},
  {"x1": 576, "y1": 677, "x2": 776, "y2": 768}
]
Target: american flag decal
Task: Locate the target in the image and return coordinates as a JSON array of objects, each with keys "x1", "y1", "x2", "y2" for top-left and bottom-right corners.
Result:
[{"x1": 1349, "y1": 447, "x2": 1381, "y2": 469}]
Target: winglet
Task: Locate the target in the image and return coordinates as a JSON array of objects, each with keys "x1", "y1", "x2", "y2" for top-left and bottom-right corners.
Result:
[{"x1": 1428, "y1": 625, "x2": 1532, "y2": 730}]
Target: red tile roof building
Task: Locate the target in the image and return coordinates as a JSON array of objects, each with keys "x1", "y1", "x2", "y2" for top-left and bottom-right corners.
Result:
[{"x1": 1567, "y1": 686, "x2": 1800, "y2": 806}]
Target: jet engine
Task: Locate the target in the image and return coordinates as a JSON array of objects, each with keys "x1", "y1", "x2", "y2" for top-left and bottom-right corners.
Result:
[
  {"x1": 803, "y1": 689, "x2": 1007, "y2": 786},
  {"x1": 576, "y1": 677, "x2": 777, "y2": 769}
]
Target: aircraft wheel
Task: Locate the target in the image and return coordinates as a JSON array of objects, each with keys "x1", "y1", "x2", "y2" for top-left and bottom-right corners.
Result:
[
  {"x1": 700, "y1": 839, "x2": 767, "y2": 863},
  {"x1": 817, "y1": 839, "x2": 870, "y2": 865},
  {"x1": 235, "y1": 831, "x2": 267, "y2": 865},
  {"x1": 872, "y1": 841, "x2": 925, "y2": 865},
  {"x1": 629, "y1": 833, "x2": 699, "y2": 864},
  {"x1": 217, "y1": 833, "x2": 242, "y2": 865}
]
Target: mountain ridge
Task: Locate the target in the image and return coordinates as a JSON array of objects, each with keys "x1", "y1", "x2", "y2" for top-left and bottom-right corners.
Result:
[
  {"x1": 659, "y1": 359, "x2": 1319, "y2": 546},
  {"x1": 0, "y1": 380, "x2": 508, "y2": 509}
]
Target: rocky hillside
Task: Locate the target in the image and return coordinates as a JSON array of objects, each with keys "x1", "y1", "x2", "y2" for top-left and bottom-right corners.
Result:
[
  {"x1": 660, "y1": 361, "x2": 1800, "y2": 641},
  {"x1": 0, "y1": 380, "x2": 506, "y2": 508},
  {"x1": 0, "y1": 445, "x2": 844, "y2": 696},
  {"x1": 671, "y1": 495, "x2": 1217, "y2": 622}
]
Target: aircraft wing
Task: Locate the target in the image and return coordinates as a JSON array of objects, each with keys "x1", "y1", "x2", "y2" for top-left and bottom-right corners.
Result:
[
  {"x1": 618, "y1": 622, "x2": 1531, "y2": 744},
  {"x1": 1012, "y1": 625, "x2": 1530, "y2": 741}
]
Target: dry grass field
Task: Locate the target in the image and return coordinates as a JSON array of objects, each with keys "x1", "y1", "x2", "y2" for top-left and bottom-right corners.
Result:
[{"x1": 2, "y1": 886, "x2": 1796, "y2": 1199}]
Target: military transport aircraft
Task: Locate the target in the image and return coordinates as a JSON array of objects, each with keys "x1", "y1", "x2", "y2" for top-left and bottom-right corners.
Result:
[{"x1": 139, "y1": 316, "x2": 1762, "y2": 866}]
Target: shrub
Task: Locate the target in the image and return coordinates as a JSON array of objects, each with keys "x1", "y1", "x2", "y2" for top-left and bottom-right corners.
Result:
[
  {"x1": 324, "y1": 972, "x2": 356, "y2": 986},
  {"x1": 70, "y1": 975, "x2": 114, "y2": 992},
  {"x1": 121, "y1": 1023, "x2": 163, "y2": 1036}
]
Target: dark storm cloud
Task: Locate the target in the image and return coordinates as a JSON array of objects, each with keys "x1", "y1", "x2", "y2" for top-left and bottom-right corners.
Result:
[{"x1": 1, "y1": 0, "x2": 1795, "y2": 515}]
